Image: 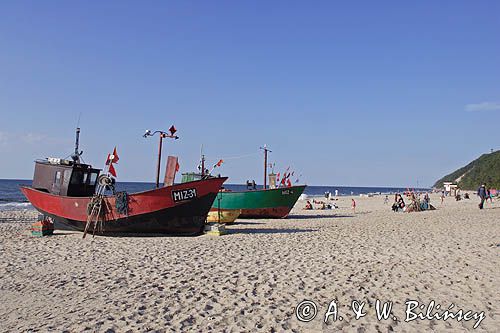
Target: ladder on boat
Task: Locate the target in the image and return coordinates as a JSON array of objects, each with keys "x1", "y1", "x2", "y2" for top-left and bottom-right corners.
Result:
[
  {"x1": 83, "y1": 194, "x2": 106, "y2": 239},
  {"x1": 82, "y1": 173, "x2": 116, "y2": 239}
]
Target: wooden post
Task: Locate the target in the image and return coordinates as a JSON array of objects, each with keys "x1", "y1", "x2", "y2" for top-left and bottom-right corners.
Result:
[{"x1": 260, "y1": 145, "x2": 272, "y2": 190}]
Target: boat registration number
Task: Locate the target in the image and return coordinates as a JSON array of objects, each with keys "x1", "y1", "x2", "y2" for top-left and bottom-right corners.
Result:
[{"x1": 172, "y1": 188, "x2": 197, "y2": 202}]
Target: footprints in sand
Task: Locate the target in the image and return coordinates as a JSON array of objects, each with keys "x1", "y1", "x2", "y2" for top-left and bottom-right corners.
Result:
[{"x1": 0, "y1": 196, "x2": 499, "y2": 331}]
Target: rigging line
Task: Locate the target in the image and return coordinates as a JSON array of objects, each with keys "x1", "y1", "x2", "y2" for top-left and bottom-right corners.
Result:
[{"x1": 219, "y1": 152, "x2": 260, "y2": 161}]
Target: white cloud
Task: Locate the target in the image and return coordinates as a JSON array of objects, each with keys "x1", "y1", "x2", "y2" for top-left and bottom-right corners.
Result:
[
  {"x1": 0, "y1": 131, "x2": 50, "y2": 146},
  {"x1": 0, "y1": 131, "x2": 7, "y2": 145},
  {"x1": 22, "y1": 132, "x2": 47, "y2": 144},
  {"x1": 465, "y1": 102, "x2": 500, "y2": 112}
]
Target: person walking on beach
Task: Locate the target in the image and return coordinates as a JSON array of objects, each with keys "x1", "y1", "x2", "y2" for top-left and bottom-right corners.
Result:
[
  {"x1": 440, "y1": 191, "x2": 445, "y2": 205},
  {"x1": 351, "y1": 198, "x2": 356, "y2": 213},
  {"x1": 477, "y1": 184, "x2": 488, "y2": 209}
]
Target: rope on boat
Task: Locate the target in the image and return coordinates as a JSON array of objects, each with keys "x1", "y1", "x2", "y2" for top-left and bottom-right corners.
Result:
[{"x1": 115, "y1": 191, "x2": 128, "y2": 216}]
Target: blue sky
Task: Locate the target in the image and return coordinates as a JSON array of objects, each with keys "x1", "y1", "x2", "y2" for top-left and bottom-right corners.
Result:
[{"x1": 0, "y1": 1, "x2": 499, "y2": 187}]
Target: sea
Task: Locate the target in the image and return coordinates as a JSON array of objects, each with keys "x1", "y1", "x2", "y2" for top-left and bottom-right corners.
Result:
[{"x1": 0, "y1": 179, "x2": 429, "y2": 212}]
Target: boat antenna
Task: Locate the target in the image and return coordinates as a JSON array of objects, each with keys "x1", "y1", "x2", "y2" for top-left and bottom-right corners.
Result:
[
  {"x1": 200, "y1": 144, "x2": 205, "y2": 178},
  {"x1": 71, "y1": 127, "x2": 83, "y2": 163},
  {"x1": 70, "y1": 113, "x2": 83, "y2": 163},
  {"x1": 260, "y1": 145, "x2": 272, "y2": 190},
  {"x1": 76, "y1": 112, "x2": 82, "y2": 127}
]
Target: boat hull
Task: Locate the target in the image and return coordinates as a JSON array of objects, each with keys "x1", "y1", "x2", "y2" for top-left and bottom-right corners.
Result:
[
  {"x1": 213, "y1": 185, "x2": 306, "y2": 219},
  {"x1": 207, "y1": 208, "x2": 241, "y2": 223},
  {"x1": 20, "y1": 177, "x2": 227, "y2": 236}
]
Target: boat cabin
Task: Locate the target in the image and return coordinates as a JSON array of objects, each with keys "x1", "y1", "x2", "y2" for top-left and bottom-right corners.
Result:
[
  {"x1": 181, "y1": 172, "x2": 203, "y2": 183},
  {"x1": 32, "y1": 158, "x2": 101, "y2": 197},
  {"x1": 181, "y1": 172, "x2": 217, "y2": 183}
]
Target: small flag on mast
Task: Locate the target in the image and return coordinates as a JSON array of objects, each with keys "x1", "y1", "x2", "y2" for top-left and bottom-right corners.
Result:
[
  {"x1": 111, "y1": 147, "x2": 119, "y2": 163},
  {"x1": 106, "y1": 147, "x2": 119, "y2": 165},
  {"x1": 105, "y1": 147, "x2": 119, "y2": 177},
  {"x1": 109, "y1": 163, "x2": 117, "y2": 177}
]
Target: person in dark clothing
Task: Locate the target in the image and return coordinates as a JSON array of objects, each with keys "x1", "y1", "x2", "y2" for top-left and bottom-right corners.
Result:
[
  {"x1": 392, "y1": 194, "x2": 405, "y2": 212},
  {"x1": 477, "y1": 184, "x2": 487, "y2": 209}
]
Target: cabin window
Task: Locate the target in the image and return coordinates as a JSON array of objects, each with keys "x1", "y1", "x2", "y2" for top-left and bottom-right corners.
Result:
[
  {"x1": 89, "y1": 172, "x2": 98, "y2": 184},
  {"x1": 70, "y1": 170, "x2": 84, "y2": 185},
  {"x1": 54, "y1": 171, "x2": 61, "y2": 183}
]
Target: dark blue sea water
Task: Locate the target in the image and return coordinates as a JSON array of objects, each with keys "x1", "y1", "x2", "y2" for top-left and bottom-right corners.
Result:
[{"x1": 0, "y1": 179, "x2": 428, "y2": 211}]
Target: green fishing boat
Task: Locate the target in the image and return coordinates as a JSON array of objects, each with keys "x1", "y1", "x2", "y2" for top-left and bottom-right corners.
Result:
[
  {"x1": 183, "y1": 145, "x2": 306, "y2": 219},
  {"x1": 214, "y1": 185, "x2": 306, "y2": 218}
]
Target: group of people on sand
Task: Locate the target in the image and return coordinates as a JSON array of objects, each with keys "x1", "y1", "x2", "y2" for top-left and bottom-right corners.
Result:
[
  {"x1": 437, "y1": 184, "x2": 495, "y2": 209},
  {"x1": 477, "y1": 184, "x2": 495, "y2": 209},
  {"x1": 391, "y1": 194, "x2": 406, "y2": 212},
  {"x1": 439, "y1": 189, "x2": 469, "y2": 203},
  {"x1": 304, "y1": 199, "x2": 338, "y2": 210},
  {"x1": 391, "y1": 192, "x2": 433, "y2": 212}
]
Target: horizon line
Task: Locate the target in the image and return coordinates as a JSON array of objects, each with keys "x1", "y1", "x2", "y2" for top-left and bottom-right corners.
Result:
[{"x1": 0, "y1": 178, "x2": 431, "y2": 189}]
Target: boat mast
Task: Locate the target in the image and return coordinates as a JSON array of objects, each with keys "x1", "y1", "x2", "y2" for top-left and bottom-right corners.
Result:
[
  {"x1": 72, "y1": 127, "x2": 81, "y2": 163},
  {"x1": 156, "y1": 134, "x2": 164, "y2": 187},
  {"x1": 260, "y1": 145, "x2": 272, "y2": 190},
  {"x1": 143, "y1": 126, "x2": 179, "y2": 188},
  {"x1": 200, "y1": 145, "x2": 205, "y2": 178}
]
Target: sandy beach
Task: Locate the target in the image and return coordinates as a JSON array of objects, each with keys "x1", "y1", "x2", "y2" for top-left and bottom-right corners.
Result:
[{"x1": 0, "y1": 193, "x2": 498, "y2": 332}]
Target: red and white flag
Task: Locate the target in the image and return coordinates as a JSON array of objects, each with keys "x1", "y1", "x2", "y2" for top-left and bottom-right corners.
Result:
[
  {"x1": 106, "y1": 147, "x2": 119, "y2": 165},
  {"x1": 105, "y1": 147, "x2": 119, "y2": 177},
  {"x1": 111, "y1": 147, "x2": 119, "y2": 163},
  {"x1": 109, "y1": 163, "x2": 117, "y2": 177}
]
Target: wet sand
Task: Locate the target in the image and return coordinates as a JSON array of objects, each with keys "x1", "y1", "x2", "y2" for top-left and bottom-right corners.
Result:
[{"x1": 0, "y1": 193, "x2": 499, "y2": 332}]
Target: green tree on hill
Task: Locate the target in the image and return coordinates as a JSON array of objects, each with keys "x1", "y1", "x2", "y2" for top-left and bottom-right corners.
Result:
[{"x1": 434, "y1": 150, "x2": 500, "y2": 190}]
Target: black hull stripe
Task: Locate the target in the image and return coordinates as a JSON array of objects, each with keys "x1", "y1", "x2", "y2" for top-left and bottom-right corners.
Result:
[{"x1": 38, "y1": 193, "x2": 217, "y2": 236}]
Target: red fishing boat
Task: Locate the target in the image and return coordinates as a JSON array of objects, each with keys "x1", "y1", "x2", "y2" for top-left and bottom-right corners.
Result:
[{"x1": 20, "y1": 127, "x2": 227, "y2": 236}]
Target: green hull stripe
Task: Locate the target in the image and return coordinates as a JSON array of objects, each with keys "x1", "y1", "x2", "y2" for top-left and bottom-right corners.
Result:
[{"x1": 212, "y1": 185, "x2": 306, "y2": 210}]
